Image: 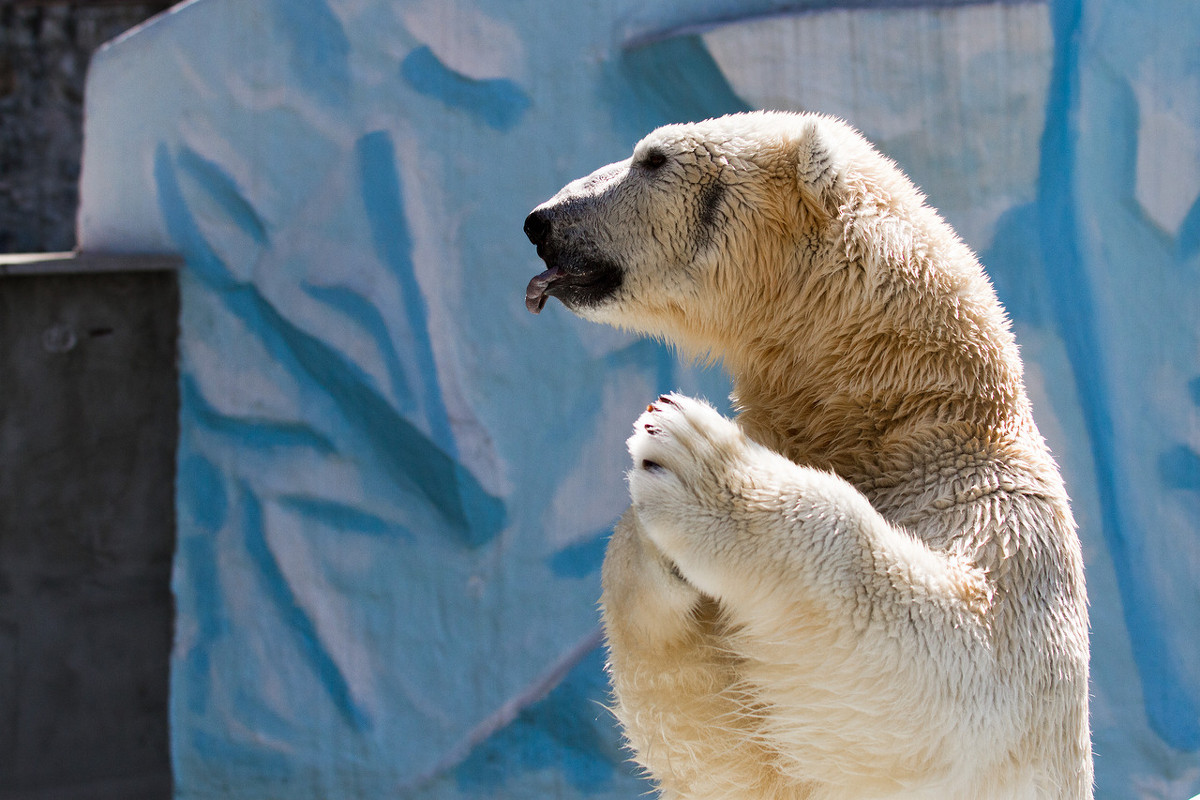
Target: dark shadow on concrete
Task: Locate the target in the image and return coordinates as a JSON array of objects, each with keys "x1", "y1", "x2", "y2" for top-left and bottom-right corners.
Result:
[{"x1": 0, "y1": 267, "x2": 178, "y2": 799}]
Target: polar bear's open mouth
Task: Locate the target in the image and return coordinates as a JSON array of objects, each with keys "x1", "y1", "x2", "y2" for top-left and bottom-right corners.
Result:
[
  {"x1": 524, "y1": 253, "x2": 623, "y2": 315},
  {"x1": 524, "y1": 260, "x2": 623, "y2": 314}
]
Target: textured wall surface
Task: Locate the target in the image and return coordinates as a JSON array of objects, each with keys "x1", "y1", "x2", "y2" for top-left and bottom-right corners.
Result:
[
  {"x1": 0, "y1": 270, "x2": 178, "y2": 799},
  {"x1": 77, "y1": 0, "x2": 1199, "y2": 797}
]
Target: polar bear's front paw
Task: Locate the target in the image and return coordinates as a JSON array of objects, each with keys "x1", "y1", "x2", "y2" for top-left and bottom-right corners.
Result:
[{"x1": 627, "y1": 394, "x2": 746, "y2": 536}]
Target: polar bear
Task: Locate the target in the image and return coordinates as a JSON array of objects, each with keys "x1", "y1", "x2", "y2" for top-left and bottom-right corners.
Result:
[{"x1": 523, "y1": 112, "x2": 1091, "y2": 799}]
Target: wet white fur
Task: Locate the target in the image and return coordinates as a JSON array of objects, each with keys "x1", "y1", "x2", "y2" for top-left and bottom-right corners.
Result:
[{"x1": 534, "y1": 112, "x2": 1092, "y2": 799}]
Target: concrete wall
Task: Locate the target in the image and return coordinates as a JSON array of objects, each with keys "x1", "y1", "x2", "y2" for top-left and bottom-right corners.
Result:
[
  {"x1": 0, "y1": 266, "x2": 178, "y2": 799},
  {"x1": 75, "y1": 0, "x2": 1200, "y2": 797}
]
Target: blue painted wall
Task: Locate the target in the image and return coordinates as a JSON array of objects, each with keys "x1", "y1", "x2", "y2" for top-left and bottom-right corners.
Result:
[{"x1": 77, "y1": 0, "x2": 1199, "y2": 797}]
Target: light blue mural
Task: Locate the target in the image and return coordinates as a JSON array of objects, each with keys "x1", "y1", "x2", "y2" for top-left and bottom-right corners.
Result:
[{"x1": 77, "y1": 0, "x2": 1199, "y2": 797}]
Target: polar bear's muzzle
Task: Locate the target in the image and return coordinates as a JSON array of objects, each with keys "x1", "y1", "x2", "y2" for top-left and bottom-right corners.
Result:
[{"x1": 523, "y1": 206, "x2": 623, "y2": 315}]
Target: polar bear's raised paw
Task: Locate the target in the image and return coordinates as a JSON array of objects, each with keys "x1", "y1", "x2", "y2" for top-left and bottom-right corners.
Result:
[
  {"x1": 629, "y1": 394, "x2": 741, "y2": 489},
  {"x1": 625, "y1": 394, "x2": 755, "y2": 565}
]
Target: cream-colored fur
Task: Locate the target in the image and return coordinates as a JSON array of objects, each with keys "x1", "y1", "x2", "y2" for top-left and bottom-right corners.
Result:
[{"x1": 526, "y1": 112, "x2": 1092, "y2": 799}]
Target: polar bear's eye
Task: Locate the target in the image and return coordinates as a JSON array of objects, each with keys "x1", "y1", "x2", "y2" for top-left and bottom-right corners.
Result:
[{"x1": 639, "y1": 148, "x2": 668, "y2": 171}]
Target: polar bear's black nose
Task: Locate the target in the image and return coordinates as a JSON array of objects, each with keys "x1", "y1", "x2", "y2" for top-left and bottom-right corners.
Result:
[{"x1": 524, "y1": 209, "x2": 551, "y2": 246}]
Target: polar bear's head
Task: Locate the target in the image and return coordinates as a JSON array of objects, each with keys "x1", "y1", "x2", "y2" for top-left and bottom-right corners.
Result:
[{"x1": 524, "y1": 112, "x2": 871, "y2": 348}]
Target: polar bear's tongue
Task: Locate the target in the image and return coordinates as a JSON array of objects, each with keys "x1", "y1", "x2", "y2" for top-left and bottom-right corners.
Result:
[{"x1": 525, "y1": 266, "x2": 563, "y2": 314}]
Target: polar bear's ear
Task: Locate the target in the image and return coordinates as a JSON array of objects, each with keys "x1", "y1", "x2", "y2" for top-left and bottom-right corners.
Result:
[{"x1": 794, "y1": 119, "x2": 840, "y2": 224}]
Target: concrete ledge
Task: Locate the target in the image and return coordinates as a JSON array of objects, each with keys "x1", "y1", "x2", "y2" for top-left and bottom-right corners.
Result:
[{"x1": 0, "y1": 251, "x2": 182, "y2": 278}]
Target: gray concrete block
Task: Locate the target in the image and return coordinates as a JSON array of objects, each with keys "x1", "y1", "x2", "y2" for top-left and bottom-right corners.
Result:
[{"x1": 0, "y1": 269, "x2": 177, "y2": 799}]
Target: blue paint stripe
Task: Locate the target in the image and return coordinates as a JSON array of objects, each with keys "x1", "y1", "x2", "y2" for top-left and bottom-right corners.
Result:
[
  {"x1": 237, "y1": 486, "x2": 372, "y2": 731},
  {"x1": 177, "y1": 451, "x2": 230, "y2": 535},
  {"x1": 1159, "y1": 445, "x2": 1200, "y2": 492},
  {"x1": 354, "y1": 130, "x2": 458, "y2": 454},
  {"x1": 1177, "y1": 194, "x2": 1200, "y2": 262},
  {"x1": 187, "y1": 727, "x2": 294, "y2": 781},
  {"x1": 241, "y1": 285, "x2": 505, "y2": 545},
  {"x1": 277, "y1": 494, "x2": 415, "y2": 541},
  {"x1": 180, "y1": 373, "x2": 338, "y2": 456},
  {"x1": 157, "y1": 143, "x2": 507, "y2": 548},
  {"x1": 177, "y1": 147, "x2": 268, "y2": 246},
  {"x1": 607, "y1": 34, "x2": 752, "y2": 143},
  {"x1": 267, "y1": 0, "x2": 351, "y2": 107},
  {"x1": 400, "y1": 46, "x2": 530, "y2": 132},
  {"x1": 547, "y1": 527, "x2": 614, "y2": 579},
  {"x1": 176, "y1": 531, "x2": 226, "y2": 716},
  {"x1": 1038, "y1": 0, "x2": 1200, "y2": 750},
  {"x1": 301, "y1": 281, "x2": 416, "y2": 414}
]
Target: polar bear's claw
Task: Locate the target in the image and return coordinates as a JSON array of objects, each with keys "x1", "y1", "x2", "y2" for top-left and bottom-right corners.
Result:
[{"x1": 628, "y1": 393, "x2": 744, "y2": 508}]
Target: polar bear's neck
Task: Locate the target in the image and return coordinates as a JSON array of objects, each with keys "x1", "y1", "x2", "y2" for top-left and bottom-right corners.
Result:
[{"x1": 717, "y1": 245, "x2": 1032, "y2": 482}]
